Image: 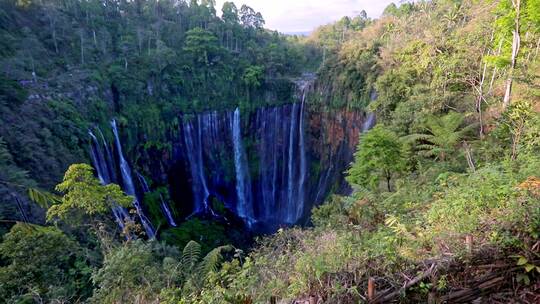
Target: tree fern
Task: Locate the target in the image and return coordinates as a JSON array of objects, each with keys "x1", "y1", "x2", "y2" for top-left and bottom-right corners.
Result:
[{"x1": 404, "y1": 112, "x2": 475, "y2": 161}]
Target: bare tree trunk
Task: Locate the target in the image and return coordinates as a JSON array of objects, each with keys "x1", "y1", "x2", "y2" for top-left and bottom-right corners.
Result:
[
  {"x1": 503, "y1": 0, "x2": 521, "y2": 110},
  {"x1": 488, "y1": 40, "x2": 503, "y2": 95}
]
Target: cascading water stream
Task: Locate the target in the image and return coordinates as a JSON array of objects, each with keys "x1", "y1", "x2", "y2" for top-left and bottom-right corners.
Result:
[
  {"x1": 182, "y1": 118, "x2": 217, "y2": 217},
  {"x1": 232, "y1": 108, "x2": 254, "y2": 225},
  {"x1": 296, "y1": 91, "x2": 307, "y2": 221},
  {"x1": 88, "y1": 129, "x2": 129, "y2": 229},
  {"x1": 160, "y1": 194, "x2": 178, "y2": 227},
  {"x1": 111, "y1": 120, "x2": 156, "y2": 238},
  {"x1": 286, "y1": 102, "x2": 299, "y2": 224},
  {"x1": 136, "y1": 172, "x2": 150, "y2": 193},
  {"x1": 362, "y1": 90, "x2": 377, "y2": 133},
  {"x1": 136, "y1": 172, "x2": 177, "y2": 227}
]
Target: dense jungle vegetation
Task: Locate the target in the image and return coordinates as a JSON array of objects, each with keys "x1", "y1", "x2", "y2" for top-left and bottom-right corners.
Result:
[
  {"x1": 0, "y1": 0, "x2": 319, "y2": 222},
  {"x1": 1, "y1": 0, "x2": 539, "y2": 303}
]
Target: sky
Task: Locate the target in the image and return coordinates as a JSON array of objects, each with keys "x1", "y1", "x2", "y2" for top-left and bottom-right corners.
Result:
[{"x1": 214, "y1": 0, "x2": 397, "y2": 33}]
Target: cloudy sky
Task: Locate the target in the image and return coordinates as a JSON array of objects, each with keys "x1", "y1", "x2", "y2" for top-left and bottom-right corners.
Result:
[{"x1": 215, "y1": 0, "x2": 397, "y2": 33}]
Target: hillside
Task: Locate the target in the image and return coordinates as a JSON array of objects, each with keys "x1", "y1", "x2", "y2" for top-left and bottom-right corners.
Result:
[{"x1": 0, "y1": 0, "x2": 539, "y2": 303}]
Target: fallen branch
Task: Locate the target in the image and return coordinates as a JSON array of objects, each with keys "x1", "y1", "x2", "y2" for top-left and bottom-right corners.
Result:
[{"x1": 371, "y1": 263, "x2": 437, "y2": 303}]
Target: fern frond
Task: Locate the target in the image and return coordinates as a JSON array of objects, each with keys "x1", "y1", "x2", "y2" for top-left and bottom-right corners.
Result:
[
  {"x1": 28, "y1": 188, "x2": 61, "y2": 209},
  {"x1": 198, "y1": 245, "x2": 233, "y2": 277},
  {"x1": 402, "y1": 133, "x2": 434, "y2": 143},
  {"x1": 181, "y1": 240, "x2": 201, "y2": 274}
]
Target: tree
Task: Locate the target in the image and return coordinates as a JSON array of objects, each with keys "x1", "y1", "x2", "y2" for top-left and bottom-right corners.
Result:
[
  {"x1": 183, "y1": 27, "x2": 221, "y2": 67},
  {"x1": 500, "y1": 0, "x2": 522, "y2": 109},
  {"x1": 0, "y1": 223, "x2": 91, "y2": 302},
  {"x1": 347, "y1": 126, "x2": 406, "y2": 192},
  {"x1": 240, "y1": 5, "x2": 264, "y2": 29},
  {"x1": 405, "y1": 112, "x2": 475, "y2": 161},
  {"x1": 47, "y1": 163, "x2": 131, "y2": 222},
  {"x1": 489, "y1": 0, "x2": 540, "y2": 109},
  {"x1": 221, "y1": 1, "x2": 239, "y2": 24},
  {"x1": 242, "y1": 65, "x2": 264, "y2": 102}
]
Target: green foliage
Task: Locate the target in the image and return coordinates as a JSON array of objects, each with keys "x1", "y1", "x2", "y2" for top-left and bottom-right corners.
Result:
[
  {"x1": 91, "y1": 240, "x2": 180, "y2": 303},
  {"x1": 0, "y1": 223, "x2": 92, "y2": 303},
  {"x1": 0, "y1": 0, "x2": 539, "y2": 302},
  {"x1": 92, "y1": 239, "x2": 232, "y2": 303},
  {"x1": 347, "y1": 126, "x2": 406, "y2": 192},
  {"x1": 161, "y1": 219, "x2": 230, "y2": 255},
  {"x1": 373, "y1": 69, "x2": 415, "y2": 122},
  {"x1": 0, "y1": 137, "x2": 36, "y2": 222},
  {"x1": 405, "y1": 112, "x2": 475, "y2": 161},
  {"x1": 47, "y1": 163, "x2": 132, "y2": 222},
  {"x1": 0, "y1": 0, "x2": 315, "y2": 207}
]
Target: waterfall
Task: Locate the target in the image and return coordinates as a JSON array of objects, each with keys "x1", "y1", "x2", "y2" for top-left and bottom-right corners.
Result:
[
  {"x1": 86, "y1": 75, "x2": 364, "y2": 233},
  {"x1": 296, "y1": 92, "x2": 307, "y2": 221},
  {"x1": 182, "y1": 118, "x2": 211, "y2": 215},
  {"x1": 176, "y1": 103, "x2": 310, "y2": 227},
  {"x1": 136, "y1": 172, "x2": 150, "y2": 193},
  {"x1": 362, "y1": 113, "x2": 376, "y2": 132},
  {"x1": 362, "y1": 91, "x2": 377, "y2": 133},
  {"x1": 232, "y1": 108, "x2": 254, "y2": 224},
  {"x1": 89, "y1": 131, "x2": 107, "y2": 184},
  {"x1": 111, "y1": 120, "x2": 156, "y2": 239},
  {"x1": 162, "y1": 75, "x2": 359, "y2": 230},
  {"x1": 286, "y1": 103, "x2": 299, "y2": 223},
  {"x1": 88, "y1": 129, "x2": 129, "y2": 229},
  {"x1": 97, "y1": 128, "x2": 117, "y2": 182},
  {"x1": 257, "y1": 107, "x2": 279, "y2": 220},
  {"x1": 160, "y1": 195, "x2": 178, "y2": 227}
]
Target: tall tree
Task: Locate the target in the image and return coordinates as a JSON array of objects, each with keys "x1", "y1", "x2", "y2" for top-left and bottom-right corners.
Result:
[
  {"x1": 221, "y1": 1, "x2": 239, "y2": 24},
  {"x1": 240, "y1": 5, "x2": 265, "y2": 29}
]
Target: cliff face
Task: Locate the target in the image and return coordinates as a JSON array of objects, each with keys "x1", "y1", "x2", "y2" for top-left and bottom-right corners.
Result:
[{"x1": 127, "y1": 100, "x2": 366, "y2": 232}]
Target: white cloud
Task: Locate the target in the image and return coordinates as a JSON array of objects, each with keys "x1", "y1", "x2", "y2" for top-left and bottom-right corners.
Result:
[{"x1": 214, "y1": 0, "x2": 397, "y2": 33}]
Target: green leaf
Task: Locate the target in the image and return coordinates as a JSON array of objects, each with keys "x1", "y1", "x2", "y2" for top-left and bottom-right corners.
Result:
[{"x1": 517, "y1": 256, "x2": 528, "y2": 266}]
